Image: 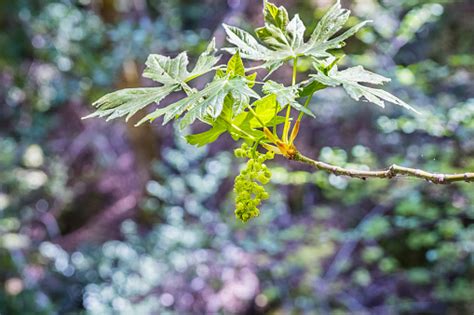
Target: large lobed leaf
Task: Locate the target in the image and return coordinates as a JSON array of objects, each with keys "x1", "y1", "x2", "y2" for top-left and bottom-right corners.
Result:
[
  {"x1": 84, "y1": 85, "x2": 178, "y2": 121},
  {"x1": 310, "y1": 65, "x2": 419, "y2": 113},
  {"x1": 86, "y1": 39, "x2": 221, "y2": 122},
  {"x1": 222, "y1": 24, "x2": 275, "y2": 61},
  {"x1": 223, "y1": 0, "x2": 370, "y2": 74},
  {"x1": 138, "y1": 75, "x2": 260, "y2": 129},
  {"x1": 144, "y1": 38, "x2": 221, "y2": 86},
  {"x1": 298, "y1": 1, "x2": 370, "y2": 58}
]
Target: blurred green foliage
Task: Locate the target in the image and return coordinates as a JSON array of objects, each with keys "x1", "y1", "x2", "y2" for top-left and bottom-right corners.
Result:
[{"x1": 1, "y1": 0, "x2": 474, "y2": 314}]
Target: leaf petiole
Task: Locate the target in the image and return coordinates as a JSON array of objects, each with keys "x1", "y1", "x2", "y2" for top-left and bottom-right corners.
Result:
[
  {"x1": 297, "y1": 93, "x2": 314, "y2": 122},
  {"x1": 246, "y1": 104, "x2": 267, "y2": 129},
  {"x1": 220, "y1": 116, "x2": 257, "y2": 141},
  {"x1": 282, "y1": 57, "x2": 298, "y2": 143}
]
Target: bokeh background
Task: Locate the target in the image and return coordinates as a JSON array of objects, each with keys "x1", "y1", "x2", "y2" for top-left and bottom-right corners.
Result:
[{"x1": 1, "y1": 0, "x2": 474, "y2": 314}]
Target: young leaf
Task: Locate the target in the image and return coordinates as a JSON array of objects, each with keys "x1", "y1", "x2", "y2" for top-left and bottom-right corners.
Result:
[
  {"x1": 185, "y1": 123, "x2": 226, "y2": 147},
  {"x1": 262, "y1": 0, "x2": 289, "y2": 31},
  {"x1": 256, "y1": 0, "x2": 291, "y2": 50},
  {"x1": 220, "y1": 99, "x2": 267, "y2": 139},
  {"x1": 299, "y1": 80, "x2": 326, "y2": 98},
  {"x1": 263, "y1": 80, "x2": 315, "y2": 117},
  {"x1": 310, "y1": 65, "x2": 419, "y2": 113},
  {"x1": 85, "y1": 85, "x2": 178, "y2": 121},
  {"x1": 256, "y1": 23, "x2": 290, "y2": 50},
  {"x1": 230, "y1": 112, "x2": 265, "y2": 139},
  {"x1": 246, "y1": 72, "x2": 257, "y2": 88},
  {"x1": 226, "y1": 51, "x2": 246, "y2": 77},
  {"x1": 250, "y1": 94, "x2": 280, "y2": 126}
]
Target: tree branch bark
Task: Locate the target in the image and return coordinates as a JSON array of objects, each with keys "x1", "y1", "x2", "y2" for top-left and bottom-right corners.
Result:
[{"x1": 293, "y1": 152, "x2": 474, "y2": 184}]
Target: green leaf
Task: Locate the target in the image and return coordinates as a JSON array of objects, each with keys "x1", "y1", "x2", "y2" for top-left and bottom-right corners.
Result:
[
  {"x1": 310, "y1": 65, "x2": 419, "y2": 113},
  {"x1": 222, "y1": 26, "x2": 289, "y2": 79},
  {"x1": 226, "y1": 51, "x2": 245, "y2": 77},
  {"x1": 138, "y1": 76, "x2": 259, "y2": 128},
  {"x1": 143, "y1": 52, "x2": 190, "y2": 86},
  {"x1": 230, "y1": 112, "x2": 265, "y2": 139},
  {"x1": 223, "y1": 0, "x2": 370, "y2": 73},
  {"x1": 310, "y1": 0, "x2": 350, "y2": 43},
  {"x1": 263, "y1": 0, "x2": 289, "y2": 31},
  {"x1": 256, "y1": 1, "x2": 291, "y2": 51},
  {"x1": 185, "y1": 123, "x2": 226, "y2": 147},
  {"x1": 297, "y1": 1, "x2": 371, "y2": 59},
  {"x1": 262, "y1": 80, "x2": 295, "y2": 106},
  {"x1": 188, "y1": 95, "x2": 282, "y2": 143},
  {"x1": 250, "y1": 94, "x2": 280, "y2": 127},
  {"x1": 263, "y1": 80, "x2": 315, "y2": 117},
  {"x1": 214, "y1": 68, "x2": 226, "y2": 79},
  {"x1": 222, "y1": 24, "x2": 275, "y2": 61},
  {"x1": 139, "y1": 77, "x2": 227, "y2": 126},
  {"x1": 89, "y1": 38, "x2": 221, "y2": 123},
  {"x1": 246, "y1": 72, "x2": 257, "y2": 88},
  {"x1": 144, "y1": 38, "x2": 221, "y2": 85},
  {"x1": 301, "y1": 22, "x2": 371, "y2": 59},
  {"x1": 256, "y1": 24, "x2": 289, "y2": 50},
  {"x1": 85, "y1": 85, "x2": 178, "y2": 121},
  {"x1": 187, "y1": 38, "x2": 222, "y2": 82},
  {"x1": 287, "y1": 14, "x2": 306, "y2": 49},
  {"x1": 229, "y1": 77, "x2": 261, "y2": 116},
  {"x1": 299, "y1": 80, "x2": 326, "y2": 98}
]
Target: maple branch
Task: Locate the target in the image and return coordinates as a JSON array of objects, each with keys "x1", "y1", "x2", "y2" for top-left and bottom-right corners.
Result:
[{"x1": 293, "y1": 152, "x2": 474, "y2": 184}]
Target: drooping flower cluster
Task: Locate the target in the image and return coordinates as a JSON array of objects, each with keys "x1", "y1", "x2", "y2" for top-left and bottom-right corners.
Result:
[{"x1": 233, "y1": 143, "x2": 274, "y2": 222}]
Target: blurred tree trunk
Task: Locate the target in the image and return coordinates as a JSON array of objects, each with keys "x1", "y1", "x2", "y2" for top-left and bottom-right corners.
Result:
[
  {"x1": 97, "y1": 0, "x2": 158, "y2": 186},
  {"x1": 97, "y1": 0, "x2": 117, "y2": 23}
]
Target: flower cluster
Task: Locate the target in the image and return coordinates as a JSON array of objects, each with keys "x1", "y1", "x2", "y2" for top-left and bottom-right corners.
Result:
[{"x1": 233, "y1": 143, "x2": 274, "y2": 222}]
